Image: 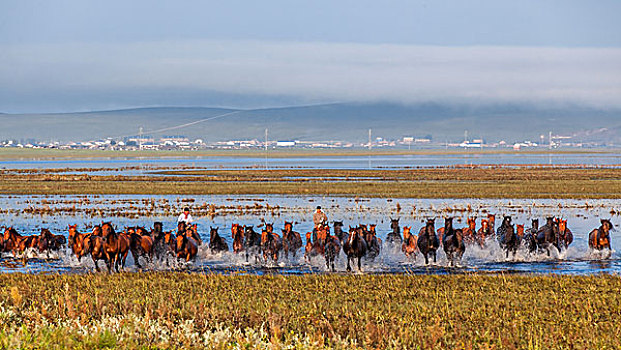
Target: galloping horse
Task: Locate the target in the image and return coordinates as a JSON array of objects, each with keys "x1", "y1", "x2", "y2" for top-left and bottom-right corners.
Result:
[
  {"x1": 68, "y1": 225, "x2": 90, "y2": 261},
  {"x1": 536, "y1": 217, "x2": 559, "y2": 256},
  {"x1": 364, "y1": 224, "x2": 382, "y2": 260},
  {"x1": 324, "y1": 231, "x2": 341, "y2": 272},
  {"x1": 442, "y1": 218, "x2": 465, "y2": 266},
  {"x1": 281, "y1": 221, "x2": 303, "y2": 259},
  {"x1": 37, "y1": 228, "x2": 66, "y2": 257},
  {"x1": 175, "y1": 233, "x2": 198, "y2": 262},
  {"x1": 462, "y1": 217, "x2": 477, "y2": 245},
  {"x1": 417, "y1": 219, "x2": 440, "y2": 265},
  {"x1": 83, "y1": 229, "x2": 107, "y2": 272},
  {"x1": 497, "y1": 216, "x2": 519, "y2": 259},
  {"x1": 184, "y1": 224, "x2": 203, "y2": 246},
  {"x1": 333, "y1": 221, "x2": 347, "y2": 243},
  {"x1": 261, "y1": 223, "x2": 282, "y2": 263},
  {"x1": 304, "y1": 232, "x2": 324, "y2": 261},
  {"x1": 386, "y1": 218, "x2": 402, "y2": 245},
  {"x1": 209, "y1": 227, "x2": 229, "y2": 253},
  {"x1": 244, "y1": 225, "x2": 262, "y2": 263},
  {"x1": 127, "y1": 227, "x2": 154, "y2": 269},
  {"x1": 401, "y1": 226, "x2": 417, "y2": 259},
  {"x1": 589, "y1": 219, "x2": 613, "y2": 255},
  {"x1": 343, "y1": 226, "x2": 367, "y2": 272},
  {"x1": 2, "y1": 227, "x2": 39, "y2": 259},
  {"x1": 101, "y1": 222, "x2": 130, "y2": 272},
  {"x1": 231, "y1": 224, "x2": 245, "y2": 254},
  {"x1": 476, "y1": 219, "x2": 492, "y2": 247},
  {"x1": 557, "y1": 219, "x2": 573, "y2": 251},
  {"x1": 522, "y1": 219, "x2": 539, "y2": 254}
]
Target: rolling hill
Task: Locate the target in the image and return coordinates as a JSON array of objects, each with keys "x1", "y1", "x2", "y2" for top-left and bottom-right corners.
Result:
[{"x1": 1, "y1": 103, "x2": 620, "y2": 144}]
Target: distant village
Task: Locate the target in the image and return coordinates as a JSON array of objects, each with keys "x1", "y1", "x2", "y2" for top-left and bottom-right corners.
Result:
[{"x1": 0, "y1": 131, "x2": 598, "y2": 151}]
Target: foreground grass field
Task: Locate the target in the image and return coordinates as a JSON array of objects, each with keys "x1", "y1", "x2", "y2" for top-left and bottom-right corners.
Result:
[
  {"x1": 0, "y1": 273, "x2": 619, "y2": 349},
  {"x1": 2, "y1": 167, "x2": 621, "y2": 198}
]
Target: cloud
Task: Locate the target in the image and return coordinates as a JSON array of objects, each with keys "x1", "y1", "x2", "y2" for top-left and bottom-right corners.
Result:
[{"x1": 1, "y1": 40, "x2": 620, "y2": 112}]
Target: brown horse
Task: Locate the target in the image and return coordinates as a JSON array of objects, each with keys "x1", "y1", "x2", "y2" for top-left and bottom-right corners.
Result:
[
  {"x1": 83, "y1": 233, "x2": 107, "y2": 272},
  {"x1": 261, "y1": 223, "x2": 282, "y2": 263},
  {"x1": 231, "y1": 224, "x2": 245, "y2": 254},
  {"x1": 2, "y1": 227, "x2": 39, "y2": 259},
  {"x1": 127, "y1": 227, "x2": 154, "y2": 269},
  {"x1": 304, "y1": 232, "x2": 323, "y2": 261},
  {"x1": 557, "y1": 219, "x2": 573, "y2": 251},
  {"x1": 417, "y1": 219, "x2": 439, "y2": 265},
  {"x1": 589, "y1": 219, "x2": 613, "y2": 254},
  {"x1": 185, "y1": 224, "x2": 203, "y2": 246},
  {"x1": 343, "y1": 226, "x2": 367, "y2": 272},
  {"x1": 364, "y1": 224, "x2": 382, "y2": 260},
  {"x1": 37, "y1": 228, "x2": 66, "y2": 257},
  {"x1": 442, "y1": 218, "x2": 465, "y2": 266},
  {"x1": 401, "y1": 226, "x2": 417, "y2": 259},
  {"x1": 101, "y1": 222, "x2": 130, "y2": 272},
  {"x1": 386, "y1": 217, "x2": 402, "y2": 246},
  {"x1": 462, "y1": 217, "x2": 477, "y2": 245},
  {"x1": 281, "y1": 221, "x2": 303, "y2": 259},
  {"x1": 68, "y1": 225, "x2": 91, "y2": 261},
  {"x1": 324, "y1": 232, "x2": 341, "y2": 272},
  {"x1": 209, "y1": 227, "x2": 229, "y2": 253},
  {"x1": 476, "y1": 219, "x2": 492, "y2": 247},
  {"x1": 175, "y1": 234, "x2": 198, "y2": 262}
]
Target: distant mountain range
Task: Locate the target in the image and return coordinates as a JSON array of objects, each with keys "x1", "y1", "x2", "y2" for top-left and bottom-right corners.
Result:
[{"x1": 1, "y1": 102, "x2": 620, "y2": 144}]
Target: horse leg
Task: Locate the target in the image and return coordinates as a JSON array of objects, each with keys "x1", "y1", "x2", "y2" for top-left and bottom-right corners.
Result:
[
  {"x1": 433, "y1": 251, "x2": 437, "y2": 263},
  {"x1": 357, "y1": 256, "x2": 362, "y2": 271},
  {"x1": 346, "y1": 257, "x2": 352, "y2": 272}
]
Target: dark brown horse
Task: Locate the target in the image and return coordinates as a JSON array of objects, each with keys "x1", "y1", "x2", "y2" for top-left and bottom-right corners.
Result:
[
  {"x1": 304, "y1": 232, "x2": 324, "y2": 261},
  {"x1": 231, "y1": 224, "x2": 245, "y2": 254},
  {"x1": 281, "y1": 221, "x2": 303, "y2": 259},
  {"x1": 417, "y1": 219, "x2": 440, "y2": 265},
  {"x1": 83, "y1": 232, "x2": 107, "y2": 272},
  {"x1": 442, "y1": 218, "x2": 465, "y2": 266},
  {"x1": 536, "y1": 217, "x2": 559, "y2": 256},
  {"x1": 244, "y1": 225, "x2": 262, "y2": 263},
  {"x1": 101, "y1": 222, "x2": 130, "y2": 272},
  {"x1": 343, "y1": 226, "x2": 367, "y2": 272},
  {"x1": 37, "y1": 228, "x2": 66, "y2": 257},
  {"x1": 386, "y1": 217, "x2": 403, "y2": 246},
  {"x1": 589, "y1": 219, "x2": 613, "y2": 255},
  {"x1": 181, "y1": 223, "x2": 202, "y2": 246},
  {"x1": 401, "y1": 226, "x2": 417, "y2": 259},
  {"x1": 127, "y1": 227, "x2": 154, "y2": 269},
  {"x1": 333, "y1": 221, "x2": 347, "y2": 243},
  {"x1": 364, "y1": 224, "x2": 382, "y2": 260},
  {"x1": 522, "y1": 219, "x2": 539, "y2": 254},
  {"x1": 324, "y1": 231, "x2": 341, "y2": 272},
  {"x1": 497, "y1": 216, "x2": 519, "y2": 259},
  {"x1": 209, "y1": 227, "x2": 229, "y2": 253},
  {"x1": 261, "y1": 223, "x2": 282, "y2": 263}
]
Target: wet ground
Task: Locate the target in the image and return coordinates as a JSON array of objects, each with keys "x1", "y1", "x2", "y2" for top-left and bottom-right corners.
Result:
[{"x1": 1, "y1": 195, "x2": 619, "y2": 275}]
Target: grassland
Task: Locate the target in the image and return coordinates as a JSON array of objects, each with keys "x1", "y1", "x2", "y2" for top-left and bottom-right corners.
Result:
[
  {"x1": 0, "y1": 273, "x2": 618, "y2": 349},
  {"x1": 2, "y1": 167, "x2": 621, "y2": 198}
]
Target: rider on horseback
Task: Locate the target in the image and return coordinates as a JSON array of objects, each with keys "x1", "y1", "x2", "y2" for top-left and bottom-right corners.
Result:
[
  {"x1": 177, "y1": 207, "x2": 194, "y2": 226},
  {"x1": 312, "y1": 206, "x2": 328, "y2": 243}
]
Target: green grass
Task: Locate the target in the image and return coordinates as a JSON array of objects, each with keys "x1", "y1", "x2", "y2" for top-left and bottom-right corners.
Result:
[
  {"x1": 0, "y1": 273, "x2": 619, "y2": 349},
  {"x1": 2, "y1": 167, "x2": 621, "y2": 198}
]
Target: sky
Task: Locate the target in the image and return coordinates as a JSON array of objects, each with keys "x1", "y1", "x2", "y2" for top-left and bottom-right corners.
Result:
[{"x1": 1, "y1": 0, "x2": 620, "y2": 113}]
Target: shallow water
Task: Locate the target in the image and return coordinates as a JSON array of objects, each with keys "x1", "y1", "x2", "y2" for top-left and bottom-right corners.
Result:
[
  {"x1": 1, "y1": 195, "x2": 620, "y2": 275},
  {"x1": 2, "y1": 152, "x2": 621, "y2": 173}
]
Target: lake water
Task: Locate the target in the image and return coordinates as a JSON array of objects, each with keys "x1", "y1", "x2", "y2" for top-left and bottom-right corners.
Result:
[{"x1": 2, "y1": 151, "x2": 621, "y2": 173}]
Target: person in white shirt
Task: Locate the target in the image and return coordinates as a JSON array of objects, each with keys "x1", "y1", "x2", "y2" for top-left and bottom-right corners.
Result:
[{"x1": 177, "y1": 207, "x2": 194, "y2": 225}]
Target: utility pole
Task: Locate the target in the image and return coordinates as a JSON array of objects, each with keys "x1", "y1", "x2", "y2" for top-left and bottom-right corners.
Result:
[
  {"x1": 265, "y1": 128, "x2": 268, "y2": 170},
  {"x1": 368, "y1": 129, "x2": 372, "y2": 150},
  {"x1": 464, "y1": 130, "x2": 468, "y2": 143},
  {"x1": 548, "y1": 131, "x2": 552, "y2": 150},
  {"x1": 139, "y1": 127, "x2": 143, "y2": 150}
]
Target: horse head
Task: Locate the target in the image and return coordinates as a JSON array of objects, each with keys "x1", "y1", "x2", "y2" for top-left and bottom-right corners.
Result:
[
  {"x1": 284, "y1": 221, "x2": 293, "y2": 232},
  {"x1": 516, "y1": 224, "x2": 525, "y2": 238},
  {"x1": 531, "y1": 218, "x2": 539, "y2": 230}
]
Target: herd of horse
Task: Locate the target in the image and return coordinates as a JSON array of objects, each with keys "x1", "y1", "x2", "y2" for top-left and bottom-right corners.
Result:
[{"x1": 0, "y1": 215, "x2": 615, "y2": 272}]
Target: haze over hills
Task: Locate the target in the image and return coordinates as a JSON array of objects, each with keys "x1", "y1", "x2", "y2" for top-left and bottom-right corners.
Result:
[{"x1": 1, "y1": 103, "x2": 620, "y2": 145}]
